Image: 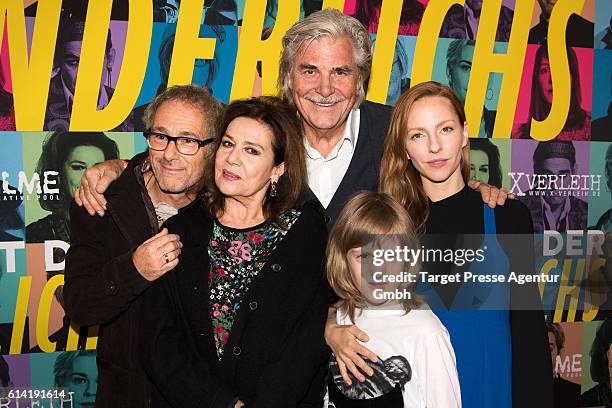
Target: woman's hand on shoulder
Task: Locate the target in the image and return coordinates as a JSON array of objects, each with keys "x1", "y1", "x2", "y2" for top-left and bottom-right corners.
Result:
[
  {"x1": 468, "y1": 179, "x2": 515, "y2": 208},
  {"x1": 324, "y1": 313, "x2": 378, "y2": 385}
]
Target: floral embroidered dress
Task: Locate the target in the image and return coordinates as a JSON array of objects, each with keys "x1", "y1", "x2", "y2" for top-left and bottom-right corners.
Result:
[{"x1": 208, "y1": 210, "x2": 300, "y2": 359}]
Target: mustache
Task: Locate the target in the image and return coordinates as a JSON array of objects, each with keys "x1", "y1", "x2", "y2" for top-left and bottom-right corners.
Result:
[{"x1": 304, "y1": 95, "x2": 346, "y2": 104}]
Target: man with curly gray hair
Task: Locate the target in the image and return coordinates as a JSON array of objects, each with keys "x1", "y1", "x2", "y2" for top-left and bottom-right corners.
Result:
[{"x1": 278, "y1": 8, "x2": 392, "y2": 226}]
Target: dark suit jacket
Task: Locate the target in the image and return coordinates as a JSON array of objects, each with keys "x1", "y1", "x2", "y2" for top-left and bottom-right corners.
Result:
[
  {"x1": 528, "y1": 13, "x2": 594, "y2": 48},
  {"x1": 64, "y1": 152, "x2": 154, "y2": 408},
  {"x1": 303, "y1": 101, "x2": 390, "y2": 228},
  {"x1": 142, "y1": 199, "x2": 331, "y2": 408}
]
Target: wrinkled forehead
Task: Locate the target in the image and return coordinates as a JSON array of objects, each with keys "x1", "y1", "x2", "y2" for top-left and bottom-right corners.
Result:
[{"x1": 293, "y1": 34, "x2": 358, "y2": 69}]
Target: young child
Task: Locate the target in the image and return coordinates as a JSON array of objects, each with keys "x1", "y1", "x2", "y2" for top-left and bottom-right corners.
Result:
[{"x1": 324, "y1": 192, "x2": 461, "y2": 408}]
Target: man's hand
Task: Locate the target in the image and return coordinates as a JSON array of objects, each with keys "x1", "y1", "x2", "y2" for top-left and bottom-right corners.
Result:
[
  {"x1": 74, "y1": 159, "x2": 128, "y2": 216},
  {"x1": 133, "y1": 228, "x2": 182, "y2": 281},
  {"x1": 469, "y1": 179, "x2": 515, "y2": 208},
  {"x1": 324, "y1": 308, "x2": 377, "y2": 385},
  {"x1": 234, "y1": 400, "x2": 245, "y2": 408}
]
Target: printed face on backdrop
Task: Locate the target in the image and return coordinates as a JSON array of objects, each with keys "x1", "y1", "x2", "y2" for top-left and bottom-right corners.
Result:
[
  {"x1": 289, "y1": 36, "x2": 360, "y2": 138},
  {"x1": 403, "y1": 96, "x2": 468, "y2": 186},
  {"x1": 470, "y1": 149, "x2": 490, "y2": 184},
  {"x1": 387, "y1": 44, "x2": 410, "y2": 105},
  {"x1": 537, "y1": 157, "x2": 572, "y2": 206},
  {"x1": 149, "y1": 100, "x2": 209, "y2": 194},
  {"x1": 59, "y1": 40, "x2": 115, "y2": 96},
  {"x1": 60, "y1": 355, "x2": 98, "y2": 408},
  {"x1": 537, "y1": 57, "x2": 553, "y2": 105},
  {"x1": 548, "y1": 332, "x2": 559, "y2": 374},
  {"x1": 192, "y1": 59, "x2": 212, "y2": 88},
  {"x1": 214, "y1": 117, "x2": 284, "y2": 203},
  {"x1": 64, "y1": 146, "x2": 106, "y2": 198},
  {"x1": 449, "y1": 44, "x2": 474, "y2": 103}
]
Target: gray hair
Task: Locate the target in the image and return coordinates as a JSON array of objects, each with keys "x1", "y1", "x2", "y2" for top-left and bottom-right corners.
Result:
[
  {"x1": 142, "y1": 85, "x2": 223, "y2": 139},
  {"x1": 278, "y1": 8, "x2": 372, "y2": 107}
]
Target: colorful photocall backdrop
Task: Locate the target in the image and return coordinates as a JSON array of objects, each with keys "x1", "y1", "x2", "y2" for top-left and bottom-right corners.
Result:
[{"x1": 0, "y1": 0, "x2": 611, "y2": 406}]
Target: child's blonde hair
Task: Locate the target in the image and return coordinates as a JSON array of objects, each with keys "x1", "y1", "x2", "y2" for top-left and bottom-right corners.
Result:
[{"x1": 326, "y1": 191, "x2": 423, "y2": 322}]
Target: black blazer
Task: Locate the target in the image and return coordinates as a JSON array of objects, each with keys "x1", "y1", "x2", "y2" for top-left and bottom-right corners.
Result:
[{"x1": 142, "y1": 199, "x2": 331, "y2": 408}]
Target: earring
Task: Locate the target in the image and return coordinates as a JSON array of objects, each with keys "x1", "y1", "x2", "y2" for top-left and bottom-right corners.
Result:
[{"x1": 269, "y1": 180, "x2": 277, "y2": 197}]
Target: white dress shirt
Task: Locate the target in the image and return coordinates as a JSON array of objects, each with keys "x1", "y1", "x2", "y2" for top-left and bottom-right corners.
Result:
[{"x1": 305, "y1": 109, "x2": 360, "y2": 208}]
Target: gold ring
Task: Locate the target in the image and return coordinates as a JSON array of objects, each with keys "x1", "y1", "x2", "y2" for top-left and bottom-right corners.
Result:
[{"x1": 164, "y1": 253, "x2": 170, "y2": 264}]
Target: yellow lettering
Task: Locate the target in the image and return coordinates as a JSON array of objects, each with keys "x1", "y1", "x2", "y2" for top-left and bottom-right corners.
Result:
[
  {"x1": 322, "y1": 0, "x2": 345, "y2": 10},
  {"x1": 412, "y1": 0, "x2": 463, "y2": 85},
  {"x1": 8, "y1": 276, "x2": 31, "y2": 354},
  {"x1": 529, "y1": 0, "x2": 584, "y2": 141},
  {"x1": 553, "y1": 258, "x2": 584, "y2": 323},
  {"x1": 70, "y1": 0, "x2": 152, "y2": 130},
  {"x1": 366, "y1": 0, "x2": 402, "y2": 104},
  {"x1": 230, "y1": 0, "x2": 300, "y2": 100},
  {"x1": 466, "y1": 0, "x2": 534, "y2": 138},
  {"x1": 0, "y1": 0, "x2": 61, "y2": 130},
  {"x1": 35, "y1": 274, "x2": 64, "y2": 352},
  {"x1": 167, "y1": 0, "x2": 215, "y2": 87}
]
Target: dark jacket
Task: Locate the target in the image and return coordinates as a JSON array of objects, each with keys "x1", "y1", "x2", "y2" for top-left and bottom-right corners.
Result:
[
  {"x1": 528, "y1": 13, "x2": 594, "y2": 48},
  {"x1": 440, "y1": 3, "x2": 514, "y2": 42},
  {"x1": 303, "y1": 101, "x2": 390, "y2": 228},
  {"x1": 520, "y1": 194, "x2": 588, "y2": 233},
  {"x1": 592, "y1": 102, "x2": 612, "y2": 142},
  {"x1": 63, "y1": 152, "x2": 154, "y2": 408},
  {"x1": 142, "y1": 199, "x2": 331, "y2": 408}
]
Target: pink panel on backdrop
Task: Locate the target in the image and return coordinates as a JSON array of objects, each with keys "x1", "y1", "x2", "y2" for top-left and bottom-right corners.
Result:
[
  {"x1": 1, "y1": 20, "x2": 11, "y2": 93},
  {"x1": 513, "y1": 44, "x2": 593, "y2": 134}
]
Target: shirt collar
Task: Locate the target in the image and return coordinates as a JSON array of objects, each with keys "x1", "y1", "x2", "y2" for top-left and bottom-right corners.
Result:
[
  {"x1": 542, "y1": 196, "x2": 572, "y2": 230},
  {"x1": 304, "y1": 109, "x2": 359, "y2": 160}
]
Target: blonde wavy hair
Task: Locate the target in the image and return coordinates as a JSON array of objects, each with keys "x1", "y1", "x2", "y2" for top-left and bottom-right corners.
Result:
[
  {"x1": 326, "y1": 192, "x2": 423, "y2": 322},
  {"x1": 380, "y1": 81, "x2": 471, "y2": 232}
]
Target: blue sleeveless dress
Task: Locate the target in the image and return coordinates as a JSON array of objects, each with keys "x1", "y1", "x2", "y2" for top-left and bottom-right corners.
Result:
[{"x1": 424, "y1": 204, "x2": 513, "y2": 408}]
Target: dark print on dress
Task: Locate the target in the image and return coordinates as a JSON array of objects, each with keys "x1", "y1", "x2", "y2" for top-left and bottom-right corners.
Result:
[{"x1": 330, "y1": 355, "x2": 411, "y2": 399}]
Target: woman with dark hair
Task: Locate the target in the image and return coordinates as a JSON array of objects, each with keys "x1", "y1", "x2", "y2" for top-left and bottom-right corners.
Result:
[
  {"x1": 327, "y1": 82, "x2": 553, "y2": 408},
  {"x1": 26, "y1": 131, "x2": 120, "y2": 243},
  {"x1": 142, "y1": 96, "x2": 330, "y2": 407},
  {"x1": 470, "y1": 138, "x2": 503, "y2": 187},
  {"x1": 352, "y1": 0, "x2": 425, "y2": 35},
  {"x1": 581, "y1": 319, "x2": 612, "y2": 407},
  {"x1": 513, "y1": 44, "x2": 590, "y2": 140}
]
